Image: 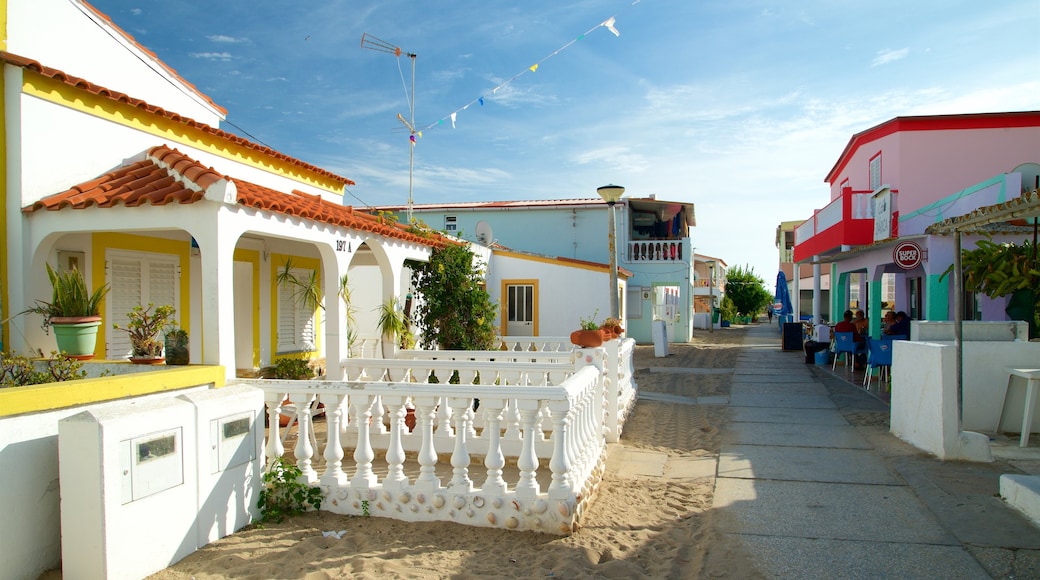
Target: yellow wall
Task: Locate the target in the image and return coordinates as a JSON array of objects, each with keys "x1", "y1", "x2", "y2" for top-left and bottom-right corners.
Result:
[
  {"x1": 91, "y1": 233, "x2": 192, "y2": 358},
  {"x1": 269, "y1": 254, "x2": 321, "y2": 360}
]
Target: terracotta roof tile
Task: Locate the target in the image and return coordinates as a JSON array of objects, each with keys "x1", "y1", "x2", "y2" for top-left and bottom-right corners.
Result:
[
  {"x1": 0, "y1": 50, "x2": 355, "y2": 189},
  {"x1": 24, "y1": 145, "x2": 445, "y2": 249}
]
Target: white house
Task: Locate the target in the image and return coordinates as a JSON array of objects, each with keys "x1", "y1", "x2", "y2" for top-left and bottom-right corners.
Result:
[
  {"x1": 374, "y1": 196, "x2": 706, "y2": 343},
  {"x1": 2, "y1": 0, "x2": 445, "y2": 379}
]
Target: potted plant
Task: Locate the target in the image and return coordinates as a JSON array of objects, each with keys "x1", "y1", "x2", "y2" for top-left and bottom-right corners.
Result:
[
  {"x1": 942, "y1": 237, "x2": 1039, "y2": 339},
  {"x1": 112, "y1": 303, "x2": 176, "y2": 363},
  {"x1": 570, "y1": 312, "x2": 605, "y2": 348},
  {"x1": 24, "y1": 263, "x2": 110, "y2": 360},
  {"x1": 600, "y1": 316, "x2": 624, "y2": 339},
  {"x1": 164, "y1": 328, "x2": 189, "y2": 365},
  {"x1": 376, "y1": 297, "x2": 414, "y2": 357}
]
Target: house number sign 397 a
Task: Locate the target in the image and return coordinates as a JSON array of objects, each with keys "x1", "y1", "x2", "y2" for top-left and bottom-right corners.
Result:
[{"x1": 893, "y1": 240, "x2": 923, "y2": 270}]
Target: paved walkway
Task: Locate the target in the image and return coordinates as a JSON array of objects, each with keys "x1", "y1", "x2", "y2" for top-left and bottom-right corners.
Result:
[{"x1": 711, "y1": 323, "x2": 1040, "y2": 579}]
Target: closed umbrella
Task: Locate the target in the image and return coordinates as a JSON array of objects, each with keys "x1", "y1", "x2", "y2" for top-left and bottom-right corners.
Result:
[{"x1": 774, "y1": 271, "x2": 794, "y2": 330}]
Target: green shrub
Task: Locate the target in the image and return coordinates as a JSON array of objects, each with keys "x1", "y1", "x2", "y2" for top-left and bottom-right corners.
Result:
[{"x1": 257, "y1": 458, "x2": 323, "y2": 523}]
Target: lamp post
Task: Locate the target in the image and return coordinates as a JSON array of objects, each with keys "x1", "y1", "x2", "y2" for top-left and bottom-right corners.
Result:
[
  {"x1": 707, "y1": 260, "x2": 716, "y2": 333},
  {"x1": 597, "y1": 184, "x2": 626, "y2": 319}
]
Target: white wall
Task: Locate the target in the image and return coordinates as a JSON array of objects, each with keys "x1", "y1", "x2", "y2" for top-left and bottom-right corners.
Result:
[
  {"x1": 0, "y1": 387, "x2": 208, "y2": 580},
  {"x1": 890, "y1": 339, "x2": 1040, "y2": 460},
  {"x1": 8, "y1": 0, "x2": 224, "y2": 125},
  {"x1": 489, "y1": 253, "x2": 612, "y2": 338}
]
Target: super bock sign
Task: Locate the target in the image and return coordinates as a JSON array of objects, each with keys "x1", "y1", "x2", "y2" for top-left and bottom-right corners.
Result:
[{"x1": 893, "y1": 240, "x2": 923, "y2": 270}]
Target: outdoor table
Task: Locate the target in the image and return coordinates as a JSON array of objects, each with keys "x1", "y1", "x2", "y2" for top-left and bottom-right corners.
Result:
[{"x1": 996, "y1": 368, "x2": 1040, "y2": 447}]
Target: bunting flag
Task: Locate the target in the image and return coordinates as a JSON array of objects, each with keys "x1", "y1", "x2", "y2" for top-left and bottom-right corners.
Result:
[{"x1": 414, "y1": 5, "x2": 636, "y2": 138}]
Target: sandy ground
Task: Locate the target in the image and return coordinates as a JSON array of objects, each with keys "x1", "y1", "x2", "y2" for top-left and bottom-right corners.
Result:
[{"x1": 140, "y1": 328, "x2": 761, "y2": 579}]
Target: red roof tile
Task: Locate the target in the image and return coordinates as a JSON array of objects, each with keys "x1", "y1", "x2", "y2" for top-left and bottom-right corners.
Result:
[
  {"x1": 24, "y1": 145, "x2": 445, "y2": 249},
  {"x1": 0, "y1": 50, "x2": 355, "y2": 189}
]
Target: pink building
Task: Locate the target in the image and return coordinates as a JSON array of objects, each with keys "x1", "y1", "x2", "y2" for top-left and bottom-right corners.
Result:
[{"x1": 793, "y1": 111, "x2": 1040, "y2": 336}]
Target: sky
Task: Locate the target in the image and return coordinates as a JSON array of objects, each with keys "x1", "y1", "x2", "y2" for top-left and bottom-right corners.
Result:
[{"x1": 90, "y1": 0, "x2": 1040, "y2": 293}]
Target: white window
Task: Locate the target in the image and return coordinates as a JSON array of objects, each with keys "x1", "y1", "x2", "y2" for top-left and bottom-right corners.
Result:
[
  {"x1": 869, "y1": 153, "x2": 882, "y2": 191},
  {"x1": 444, "y1": 216, "x2": 457, "y2": 232},
  {"x1": 107, "y1": 251, "x2": 180, "y2": 359},
  {"x1": 277, "y1": 267, "x2": 317, "y2": 353}
]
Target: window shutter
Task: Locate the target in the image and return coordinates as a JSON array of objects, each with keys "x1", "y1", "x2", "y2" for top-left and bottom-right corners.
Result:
[
  {"x1": 277, "y1": 267, "x2": 317, "y2": 353},
  {"x1": 107, "y1": 251, "x2": 181, "y2": 359}
]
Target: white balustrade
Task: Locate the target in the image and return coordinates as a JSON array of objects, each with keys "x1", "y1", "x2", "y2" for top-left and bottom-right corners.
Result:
[{"x1": 247, "y1": 336, "x2": 637, "y2": 535}]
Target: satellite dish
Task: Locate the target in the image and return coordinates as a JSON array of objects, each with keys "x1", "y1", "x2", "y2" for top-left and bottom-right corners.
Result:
[{"x1": 475, "y1": 221, "x2": 493, "y2": 246}]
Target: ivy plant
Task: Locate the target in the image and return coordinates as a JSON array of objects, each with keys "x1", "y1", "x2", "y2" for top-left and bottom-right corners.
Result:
[{"x1": 257, "y1": 457, "x2": 323, "y2": 523}]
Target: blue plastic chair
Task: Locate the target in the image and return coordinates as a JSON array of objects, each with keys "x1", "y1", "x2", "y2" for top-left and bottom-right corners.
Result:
[
  {"x1": 832, "y1": 332, "x2": 863, "y2": 370},
  {"x1": 864, "y1": 337, "x2": 894, "y2": 390}
]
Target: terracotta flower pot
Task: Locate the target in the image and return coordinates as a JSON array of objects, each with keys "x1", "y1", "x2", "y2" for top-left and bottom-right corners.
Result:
[{"x1": 570, "y1": 329, "x2": 604, "y2": 348}]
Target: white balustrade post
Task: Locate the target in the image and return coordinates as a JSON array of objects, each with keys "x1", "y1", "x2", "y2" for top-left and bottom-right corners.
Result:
[
  {"x1": 382, "y1": 395, "x2": 409, "y2": 489},
  {"x1": 294, "y1": 393, "x2": 317, "y2": 483},
  {"x1": 448, "y1": 397, "x2": 473, "y2": 492},
  {"x1": 604, "y1": 339, "x2": 621, "y2": 443},
  {"x1": 547, "y1": 401, "x2": 574, "y2": 499},
  {"x1": 350, "y1": 395, "x2": 377, "y2": 488},
  {"x1": 515, "y1": 400, "x2": 543, "y2": 498},
  {"x1": 320, "y1": 394, "x2": 347, "y2": 486},
  {"x1": 481, "y1": 398, "x2": 508, "y2": 493},
  {"x1": 264, "y1": 393, "x2": 286, "y2": 469},
  {"x1": 413, "y1": 396, "x2": 442, "y2": 491},
  {"x1": 371, "y1": 395, "x2": 388, "y2": 435}
]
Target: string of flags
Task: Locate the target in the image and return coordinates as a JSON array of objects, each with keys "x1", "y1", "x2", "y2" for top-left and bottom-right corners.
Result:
[{"x1": 410, "y1": 4, "x2": 639, "y2": 139}]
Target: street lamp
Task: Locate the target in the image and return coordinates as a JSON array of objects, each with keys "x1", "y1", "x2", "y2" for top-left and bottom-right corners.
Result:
[
  {"x1": 706, "y1": 260, "x2": 716, "y2": 334},
  {"x1": 597, "y1": 184, "x2": 626, "y2": 319}
]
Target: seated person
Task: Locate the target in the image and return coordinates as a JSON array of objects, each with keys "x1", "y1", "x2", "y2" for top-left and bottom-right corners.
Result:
[
  {"x1": 833, "y1": 310, "x2": 866, "y2": 367},
  {"x1": 886, "y1": 311, "x2": 911, "y2": 337},
  {"x1": 881, "y1": 311, "x2": 896, "y2": 333},
  {"x1": 853, "y1": 310, "x2": 868, "y2": 335}
]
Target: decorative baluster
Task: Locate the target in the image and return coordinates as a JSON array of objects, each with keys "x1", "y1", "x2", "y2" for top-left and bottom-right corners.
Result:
[
  {"x1": 320, "y1": 394, "x2": 347, "y2": 486},
  {"x1": 294, "y1": 393, "x2": 317, "y2": 483},
  {"x1": 382, "y1": 395, "x2": 408, "y2": 489},
  {"x1": 448, "y1": 397, "x2": 473, "y2": 492},
  {"x1": 413, "y1": 396, "x2": 442, "y2": 490},
  {"x1": 547, "y1": 401, "x2": 573, "y2": 498},
  {"x1": 515, "y1": 400, "x2": 542, "y2": 498},
  {"x1": 503, "y1": 398, "x2": 522, "y2": 441},
  {"x1": 436, "y1": 397, "x2": 453, "y2": 437},
  {"x1": 371, "y1": 395, "x2": 388, "y2": 435},
  {"x1": 264, "y1": 393, "x2": 286, "y2": 468},
  {"x1": 481, "y1": 398, "x2": 507, "y2": 493},
  {"x1": 350, "y1": 395, "x2": 377, "y2": 487}
]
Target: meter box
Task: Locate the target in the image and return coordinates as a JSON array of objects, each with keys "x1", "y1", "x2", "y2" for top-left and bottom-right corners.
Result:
[
  {"x1": 59, "y1": 396, "x2": 198, "y2": 580},
  {"x1": 121, "y1": 427, "x2": 184, "y2": 504},
  {"x1": 179, "y1": 383, "x2": 265, "y2": 546}
]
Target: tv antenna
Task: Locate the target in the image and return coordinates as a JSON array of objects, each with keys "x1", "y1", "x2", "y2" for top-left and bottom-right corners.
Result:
[{"x1": 361, "y1": 33, "x2": 417, "y2": 223}]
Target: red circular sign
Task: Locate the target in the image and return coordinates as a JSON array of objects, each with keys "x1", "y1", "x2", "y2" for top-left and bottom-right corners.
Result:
[{"x1": 893, "y1": 240, "x2": 923, "y2": 270}]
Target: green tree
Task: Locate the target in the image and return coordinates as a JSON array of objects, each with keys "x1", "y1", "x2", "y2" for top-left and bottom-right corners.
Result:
[
  {"x1": 410, "y1": 244, "x2": 499, "y2": 350},
  {"x1": 723, "y1": 265, "x2": 773, "y2": 317}
]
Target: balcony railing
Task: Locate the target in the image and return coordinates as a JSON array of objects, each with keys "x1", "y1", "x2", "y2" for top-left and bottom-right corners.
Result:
[
  {"x1": 245, "y1": 337, "x2": 637, "y2": 535},
  {"x1": 793, "y1": 189, "x2": 877, "y2": 262},
  {"x1": 626, "y1": 240, "x2": 684, "y2": 262}
]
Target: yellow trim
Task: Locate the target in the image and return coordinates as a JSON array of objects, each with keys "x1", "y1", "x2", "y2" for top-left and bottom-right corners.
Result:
[
  {"x1": 0, "y1": 58, "x2": 8, "y2": 352},
  {"x1": 92, "y1": 233, "x2": 191, "y2": 358},
  {"x1": 234, "y1": 248, "x2": 262, "y2": 369},
  {"x1": 494, "y1": 248, "x2": 609, "y2": 273},
  {"x1": 21, "y1": 71, "x2": 345, "y2": 196},
  {"x1": 0, "y1": 365, "x2": 225, "y2": 417},
  {"x1": 500, "y1": 279, "x2": 539, "y2": 337},
  {"x1": 270, "y1": 253, "x2": 321, "y2": 360}
]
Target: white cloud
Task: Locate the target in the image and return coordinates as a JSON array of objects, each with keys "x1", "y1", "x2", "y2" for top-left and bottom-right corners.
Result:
[
  {"x1": 871, "y1": 48, "x2": 909, "y2": 67},
  {"x1": 207, "y1": 34, "x2": 248, "y2": 44},
  {"x1": 189, "y1": 52, "x2": 233, "y2": 61}
]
